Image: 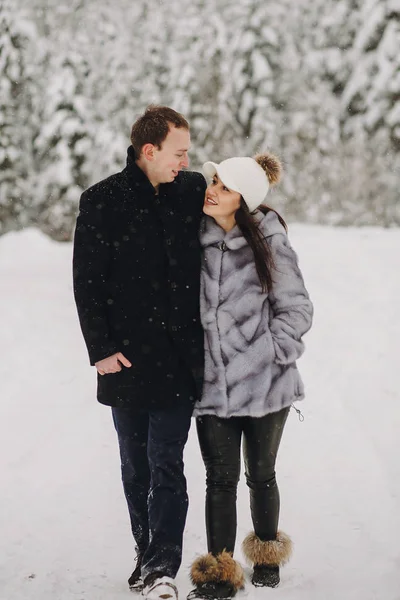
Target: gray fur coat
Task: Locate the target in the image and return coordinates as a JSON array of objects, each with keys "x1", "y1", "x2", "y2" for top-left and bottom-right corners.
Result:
[{"x1": 193, "y1": 210, "x2": 313, "y2": 418}]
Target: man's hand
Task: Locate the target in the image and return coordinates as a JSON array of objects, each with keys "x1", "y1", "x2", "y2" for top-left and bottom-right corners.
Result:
[{"x1": 95, "y1": 352, "x2": 132, "y2": 375}]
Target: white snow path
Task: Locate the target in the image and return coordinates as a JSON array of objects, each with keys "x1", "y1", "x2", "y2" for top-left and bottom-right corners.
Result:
[{"x1": 0, "y1": 226, "x2": 399, "y2": 599}]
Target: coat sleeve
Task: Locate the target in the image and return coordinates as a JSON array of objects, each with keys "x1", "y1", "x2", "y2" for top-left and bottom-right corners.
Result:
[
  {"x1": 267, "y1": 233, "x2": 313, "y2": 365},
  {"x1": 72, "y1": 190, "x2": 119, "y2": 365}
]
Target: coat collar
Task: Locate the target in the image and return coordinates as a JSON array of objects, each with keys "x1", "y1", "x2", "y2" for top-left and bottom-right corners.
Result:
[
  {"x1": 123, "y1": 146, "x2": 153, "y2": 190},
  {"x1": 200, "y1": 210, "x2": 285, "y2": 250},
  {"x1": 122, "y1": 146, "x2": 181, "y2": 199},
  {"x1": 200, "y1": 216, "x2": 247, "y2": 250}
]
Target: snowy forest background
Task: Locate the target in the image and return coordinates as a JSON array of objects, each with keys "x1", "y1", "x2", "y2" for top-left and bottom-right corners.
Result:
[{"x1": 1, "y1": 0, "x2": 399, "y2": 240}]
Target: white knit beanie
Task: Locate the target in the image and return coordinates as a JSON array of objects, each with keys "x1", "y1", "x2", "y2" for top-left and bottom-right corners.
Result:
[{"x1": 203, "y1": 157, "x2": 269, "y2": 212}]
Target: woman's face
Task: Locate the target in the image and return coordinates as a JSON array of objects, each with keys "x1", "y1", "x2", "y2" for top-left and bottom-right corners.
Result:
[{"x1": 203, "y1": 173, "x2": 241, "y2": 218}]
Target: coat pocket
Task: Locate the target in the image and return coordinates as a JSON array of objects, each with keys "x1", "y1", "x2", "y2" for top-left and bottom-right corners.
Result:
[{"x1": 264, "y1": 326, "x2": 277, "y2": 362}]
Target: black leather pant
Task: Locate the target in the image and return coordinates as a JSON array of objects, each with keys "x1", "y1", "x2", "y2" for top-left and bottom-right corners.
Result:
[{"x1": 196, "y1": 407, "x2": 289, "y2": 555}]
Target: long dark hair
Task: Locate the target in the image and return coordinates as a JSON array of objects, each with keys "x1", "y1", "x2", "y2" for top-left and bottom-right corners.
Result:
[{"x1": 235, "y1": 200, "x2": 287, "y2": 293}]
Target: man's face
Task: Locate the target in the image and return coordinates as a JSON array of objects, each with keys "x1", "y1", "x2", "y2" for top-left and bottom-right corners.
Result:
[{"x1": 150, "y1": 126, "x2": 190, "y2": 185}]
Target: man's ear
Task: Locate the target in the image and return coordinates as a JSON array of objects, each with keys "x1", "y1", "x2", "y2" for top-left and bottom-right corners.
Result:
[{"x1": 141, "y1": 143, "x2": 156, "y2": 161}]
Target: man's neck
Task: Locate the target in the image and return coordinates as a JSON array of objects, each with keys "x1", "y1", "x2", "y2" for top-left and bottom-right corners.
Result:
[{"x1": 136, "y1": 158, "x2": 160, "y2": 193}]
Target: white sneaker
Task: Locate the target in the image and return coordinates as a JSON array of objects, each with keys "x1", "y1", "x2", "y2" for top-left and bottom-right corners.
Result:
[{"x1": 143, "y1": 576, "x2": 178, "y2": 600}]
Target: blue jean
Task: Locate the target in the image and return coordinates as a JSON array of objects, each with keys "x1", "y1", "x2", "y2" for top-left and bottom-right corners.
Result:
[{"x1": 112, "y1": 402, "x2": 193, "y2": 579}]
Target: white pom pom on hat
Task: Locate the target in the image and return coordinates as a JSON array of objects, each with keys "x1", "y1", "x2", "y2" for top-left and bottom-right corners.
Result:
[{"x1": 203, "y1": 157, "x2": 270, "y2": 212}]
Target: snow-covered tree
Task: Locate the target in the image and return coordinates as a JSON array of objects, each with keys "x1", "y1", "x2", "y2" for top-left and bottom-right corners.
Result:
[
  {"x1": 1, "y1": 0, "x2": 399, "y2": 236},
  {"x1": 28, "y1": 0, "x2": 144, "y2": 239},
  {"x1": 31, "y1": 50, "x2": 94, "y2": 240},
  {"x1": 341, "y1": 0, "x2": 400, "y2": 150},
  {"x1": 0, "y1": 0, "x2": 35, "y2": 233},
  {"x1": 282, "y1": 0, "x2": 400, "y2": 225},
  {"x1": 76, "y1": 0, "x2": 144, "y2": 179}
]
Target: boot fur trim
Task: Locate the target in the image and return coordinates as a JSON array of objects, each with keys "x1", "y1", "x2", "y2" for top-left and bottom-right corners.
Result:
[
  {"x1": 190, "y1": 551, "x2": 244, "y2": 590},
  {"x1": 190, "y1": 554, "x2": 219, "y2": 585},
  {"x1": 242, "y1": 531, "x2": 292, "y2": 566}
]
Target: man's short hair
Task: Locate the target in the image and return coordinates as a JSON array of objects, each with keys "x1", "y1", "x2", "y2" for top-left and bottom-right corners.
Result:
[{"x1": 130, "y1": 105, "x2": 189, "y2": 159}]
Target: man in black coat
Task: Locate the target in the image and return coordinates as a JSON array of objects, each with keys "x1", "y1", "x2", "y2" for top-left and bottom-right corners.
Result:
[{"x1": 73, "y1": 106, "x2": 206, "y2": 598}]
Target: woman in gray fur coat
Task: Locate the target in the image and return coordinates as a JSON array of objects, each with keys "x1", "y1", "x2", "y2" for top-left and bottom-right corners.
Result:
[{"x1": 188, "y1": 153, "x2": 313, "y2": 599}]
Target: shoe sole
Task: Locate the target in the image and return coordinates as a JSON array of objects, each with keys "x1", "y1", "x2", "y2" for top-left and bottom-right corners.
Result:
[{"x1": 129, "y1": 582, "x2": 144, "y2": 593}]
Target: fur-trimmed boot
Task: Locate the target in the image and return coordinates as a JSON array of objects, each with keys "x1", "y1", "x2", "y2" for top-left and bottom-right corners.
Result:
[
  {"x1": 188, "y1": 551, "x2": 244, "y2": 600},
  {"x1": 242, "y1": 531, "x2": 292, "y2": 588}
]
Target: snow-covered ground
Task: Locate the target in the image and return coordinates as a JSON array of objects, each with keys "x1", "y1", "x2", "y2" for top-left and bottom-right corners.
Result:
[{"x1": 1, "y1": 225, "x2": 399, "y2": 600}]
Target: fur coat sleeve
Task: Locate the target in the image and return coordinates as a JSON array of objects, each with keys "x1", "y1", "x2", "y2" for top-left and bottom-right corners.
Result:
[{"x1": 267, "y1": 232, "x2": 313, "y2": 365}]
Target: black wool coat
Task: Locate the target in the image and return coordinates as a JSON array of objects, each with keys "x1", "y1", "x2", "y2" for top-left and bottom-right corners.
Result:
[{"x1": 73, "y1": 146, "x2": 207, "y2": 409}]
